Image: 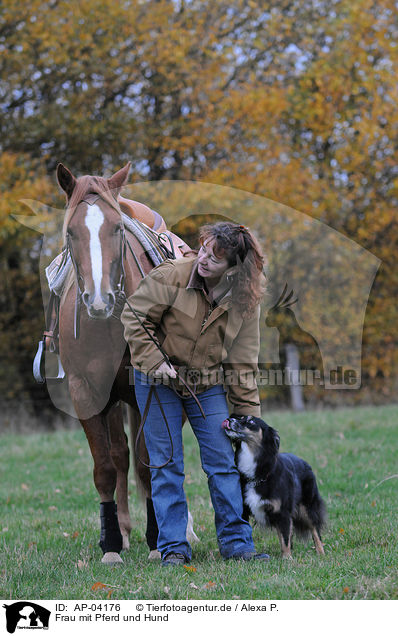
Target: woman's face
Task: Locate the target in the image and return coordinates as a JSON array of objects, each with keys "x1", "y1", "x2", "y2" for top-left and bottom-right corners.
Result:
[{"x1": 197, "y1": 239, "x2": 230, "y2": 284}]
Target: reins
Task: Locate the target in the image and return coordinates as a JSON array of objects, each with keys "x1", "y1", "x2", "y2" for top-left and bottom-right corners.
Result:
[{"x1": 120, "y1": 291, "x2": 206, "y2": 469}]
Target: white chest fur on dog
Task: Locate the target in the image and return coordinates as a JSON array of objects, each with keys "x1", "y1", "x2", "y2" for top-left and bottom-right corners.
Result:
[
  {"x1": 237, "y1": 443, "x2": 267, "y2": 526},
  {"x1": 245, "y1": 483, "x2": 268, "y2": 526},
  {"x1": 237, "y1": 442, "x2": 280, "y2": 526},
  {"x1": 236, "y1": 442, "x2": 256, "y2": 479}
]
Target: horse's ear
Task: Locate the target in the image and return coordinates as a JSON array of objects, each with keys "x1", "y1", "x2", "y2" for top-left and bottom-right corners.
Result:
[
  {"x1": 57, "y1": 164, "x2": 76, "y2": 199},
  {"x1": 107, "y1": 162, "x2": 131, "y2": 196}
]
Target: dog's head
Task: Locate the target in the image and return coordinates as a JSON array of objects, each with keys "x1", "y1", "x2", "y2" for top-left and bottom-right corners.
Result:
[{"x1": 222, "y1": 415, "x2": 280, "y2": 454}]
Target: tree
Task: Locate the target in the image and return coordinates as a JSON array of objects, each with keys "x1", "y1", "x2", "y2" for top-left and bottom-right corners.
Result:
[{"x1": 0, "y1": 0, "x2": 396, "y2": 411}]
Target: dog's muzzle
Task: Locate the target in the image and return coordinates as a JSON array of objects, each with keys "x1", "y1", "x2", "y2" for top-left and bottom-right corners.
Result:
[
  {"x1": 222, "y1": 417, "x2": 238, "y2": 430},
  {"x1": 222, "y1": 415, "x2": 253, "y2": 430}
]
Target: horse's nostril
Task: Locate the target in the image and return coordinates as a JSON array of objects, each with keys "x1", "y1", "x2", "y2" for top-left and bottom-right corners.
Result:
[
  {"x1": 82, "y1": 292, "x2": 90, "y2": 306},
  {"x1": 106, "y1": 292, "x2": 115, "y2": 308}
]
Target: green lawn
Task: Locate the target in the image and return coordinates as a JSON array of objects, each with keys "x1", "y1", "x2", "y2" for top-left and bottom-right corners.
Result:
[{"x1": 0, "y1": 404, "x2": 397, "y2": 600}]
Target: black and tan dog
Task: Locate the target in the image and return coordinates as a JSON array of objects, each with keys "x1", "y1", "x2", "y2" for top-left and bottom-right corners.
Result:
[{"x1": 222, "y1": 415, "x2": 326, "y2": 558}]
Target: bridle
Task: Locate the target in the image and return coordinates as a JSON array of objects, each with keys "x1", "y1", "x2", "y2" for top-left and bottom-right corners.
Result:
[{"x1": 64, "y1": 193, "x2": 127, "y2": 339}]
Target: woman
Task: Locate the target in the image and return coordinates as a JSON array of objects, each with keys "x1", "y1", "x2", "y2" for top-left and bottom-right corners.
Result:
[{"x1": 121, "y1": 221, "x2": 268, "y2": 566}]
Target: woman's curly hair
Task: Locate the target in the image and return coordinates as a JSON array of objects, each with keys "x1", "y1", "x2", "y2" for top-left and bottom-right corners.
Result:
[{"x1": 199, "y1": 221, "x2": 266, "y2": 318}]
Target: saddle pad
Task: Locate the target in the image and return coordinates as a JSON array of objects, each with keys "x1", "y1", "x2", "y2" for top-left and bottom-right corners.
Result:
[
  {"x1": 45, "y1": 212, "x2": 166, "y2": 297},
  {"x1": 45, "y1": 250, "x2": 72, "y2": 297}
]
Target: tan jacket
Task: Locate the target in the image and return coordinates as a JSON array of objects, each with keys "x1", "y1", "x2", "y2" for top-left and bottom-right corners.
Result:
[{"x1": 121, "y1": 256, "x2": 261, "y2": 416}]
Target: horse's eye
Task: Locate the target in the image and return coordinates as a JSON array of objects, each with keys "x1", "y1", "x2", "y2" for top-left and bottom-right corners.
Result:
[{"x1": 66, "y1": 228, "x2": 74, "y2": 238}]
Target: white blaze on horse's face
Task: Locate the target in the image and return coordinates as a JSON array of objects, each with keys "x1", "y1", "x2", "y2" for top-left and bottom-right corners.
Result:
[{"x1": 84, "y1": 204, "x2": 106, "y2": 312}]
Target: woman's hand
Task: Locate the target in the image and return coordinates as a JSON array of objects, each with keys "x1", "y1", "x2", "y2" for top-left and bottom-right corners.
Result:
[{"x1": 152, "y1": 361, "x2": 177, "y2": 380}]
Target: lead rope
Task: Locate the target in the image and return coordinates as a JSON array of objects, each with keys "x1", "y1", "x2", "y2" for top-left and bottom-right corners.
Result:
[
  {"x1": 134, "y1": 384, "x2": 174, "y2": 469},
  {"x1": 120, "y1": 278, "x2": 206, "y2": 471},
  {"x1": 120, "y1": 292, "x2": 206, "y2": 419}
]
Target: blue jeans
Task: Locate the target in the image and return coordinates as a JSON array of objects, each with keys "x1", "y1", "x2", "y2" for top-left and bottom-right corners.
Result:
[{"x1": 134, "y1": 370, "x2": 255, "y2": 560}]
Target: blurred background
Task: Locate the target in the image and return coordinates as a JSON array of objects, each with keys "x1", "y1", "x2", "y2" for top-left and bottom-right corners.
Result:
[{"x1": 0, "y1": 0, "x2": 396, "y2": 429}]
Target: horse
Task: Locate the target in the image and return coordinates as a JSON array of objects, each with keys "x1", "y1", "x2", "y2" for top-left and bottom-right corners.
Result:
[{"x1": 55, "y1": 162, "x2": 192, "y2": 564}]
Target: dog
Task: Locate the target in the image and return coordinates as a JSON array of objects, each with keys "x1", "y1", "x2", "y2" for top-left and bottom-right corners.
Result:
[{"x1": 222, "y1": 415, "x2": 326, "y2": 558}]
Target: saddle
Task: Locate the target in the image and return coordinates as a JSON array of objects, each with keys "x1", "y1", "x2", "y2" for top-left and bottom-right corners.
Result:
[{"x1": 33, "y1": 201, "x2": 192, "y2": 384}]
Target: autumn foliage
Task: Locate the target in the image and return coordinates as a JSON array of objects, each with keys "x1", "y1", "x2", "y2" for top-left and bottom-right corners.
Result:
[{"x1": 0, "y1": 0, "x2": 396, "y2": 414}]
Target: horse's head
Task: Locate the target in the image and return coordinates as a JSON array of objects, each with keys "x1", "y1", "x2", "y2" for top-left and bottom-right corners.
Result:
[{"x1": 57, "y1": 163, "x2": 130, "y2": 320}]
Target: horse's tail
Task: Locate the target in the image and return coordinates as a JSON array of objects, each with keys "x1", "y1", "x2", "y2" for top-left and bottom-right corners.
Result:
[{"x1": 126, "y1": 404, "x2": 151, "y2": 502}]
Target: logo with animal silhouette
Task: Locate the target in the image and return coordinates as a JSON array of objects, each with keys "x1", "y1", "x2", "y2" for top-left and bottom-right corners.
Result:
[
  {"x1": 265, "y1": 283, "x2": 324, "y2": 382},
  {"x1": 2, "y1": 602, "x2": 51, "y2": 634}
]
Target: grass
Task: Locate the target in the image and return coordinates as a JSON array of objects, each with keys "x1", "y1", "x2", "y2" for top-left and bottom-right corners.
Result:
[{"x1": 0, "y1": 404, "x2": 397, "y2": 600}]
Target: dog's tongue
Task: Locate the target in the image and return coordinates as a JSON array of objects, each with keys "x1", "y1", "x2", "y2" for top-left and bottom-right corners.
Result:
[{"x1": 221, "y1": 419, "x2": 230, "y2": 429}]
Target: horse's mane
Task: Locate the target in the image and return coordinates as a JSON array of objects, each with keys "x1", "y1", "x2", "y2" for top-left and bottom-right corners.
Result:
[{"x1": 62, "y1": 175, "x2": 121, "y2": 241}]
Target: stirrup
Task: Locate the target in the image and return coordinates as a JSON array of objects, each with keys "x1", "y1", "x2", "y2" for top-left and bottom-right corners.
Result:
[{"x1": 33, "y1": 338, "x2": 65, "y2": 384}]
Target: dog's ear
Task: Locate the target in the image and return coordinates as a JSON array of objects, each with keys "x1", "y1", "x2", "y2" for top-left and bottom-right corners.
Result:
[{"x1": 270, "y1": 427, "x2": 280, "y2": 451}]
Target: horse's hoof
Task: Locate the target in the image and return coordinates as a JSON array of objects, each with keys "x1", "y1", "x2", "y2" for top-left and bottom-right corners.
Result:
[
  {"x1": 148, "y1": 549, "x2": 161, "y2": 561},
  {"x1": 101, "y1": 552, "x2": 123, "y2": 565}
]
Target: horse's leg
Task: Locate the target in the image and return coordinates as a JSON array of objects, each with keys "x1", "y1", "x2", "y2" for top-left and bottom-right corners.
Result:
[
  {"x1": 107, "y1": 402, "x2": 132, "y2": 550},
  {"x1": 127, "y1": 404, "x2": 160, "y2": 560},
  {"x1": 80, "y1": 414, "x2": 124, "y2": 564}
]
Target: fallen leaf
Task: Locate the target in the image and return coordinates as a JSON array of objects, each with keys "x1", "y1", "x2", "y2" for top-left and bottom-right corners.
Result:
[
  {"x1": 371, "y1": 500, "x2": 376, "y2": 507},
  {"x1": 339, "y1": 528, "x2": 345, "y2": 534},
  {"x1": 106, "y1": 589, "x2": 113, "y2": 599},
  {"x1": 343, "y1": 587, "x2": 349, "y2": 594},
  {"x1": 183, "y1": 565, "x2": 197, "y2": 572},
  {"x1": 203, "y1": 581, "x2": 216, "y2": 589},
  {"x1": 72, "y1": 531, "x2": 79, "y2": 538},
  {"x1": 92, "y1": 582, "x2": 108, "y2": 591}
]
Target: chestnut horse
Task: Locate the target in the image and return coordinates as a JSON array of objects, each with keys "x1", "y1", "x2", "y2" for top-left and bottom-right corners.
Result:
[{"x1": 56, "y1": 162, "x2": 190, "y2": 564}]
